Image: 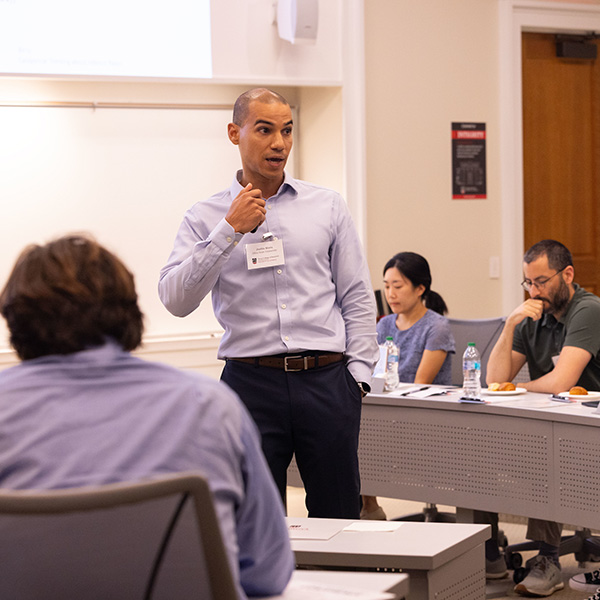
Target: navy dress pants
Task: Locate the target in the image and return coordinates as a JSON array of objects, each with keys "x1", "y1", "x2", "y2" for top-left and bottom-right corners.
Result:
[{"x1": 221, "y1": 358, "x2": 362, "y2": 519}]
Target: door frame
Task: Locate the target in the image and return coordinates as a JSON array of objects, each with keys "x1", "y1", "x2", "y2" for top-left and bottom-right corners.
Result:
[{"x1": 499, "y1": 0, "x2": 600, "y2": 313}]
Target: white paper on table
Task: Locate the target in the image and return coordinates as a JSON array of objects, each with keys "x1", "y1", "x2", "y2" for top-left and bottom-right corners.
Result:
[
  {"x1": 386, "y1": 384, "x2": 426, "y2": 397},
  {"x1": 386, "y1": 385, "x2": 453, "y2": 398},
  {"x1": 273, "y1": 580, "x2": 397, "y2": 600},
  {"x1": 343, "y1": 521, "x2": 403, "y2": 533},
  {"x1": 287, "y1": 519, "x2": 345, "y2": 540},
  {"x1": 410, "y1": 387, "x2": 453, "y2": 398}
]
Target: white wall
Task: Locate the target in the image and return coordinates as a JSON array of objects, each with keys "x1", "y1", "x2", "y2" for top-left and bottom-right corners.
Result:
[
  {"x1": 10, "y1": 1, "x2": 592, "y2": 370},
  {"x1": 211, "y1": 0, "x2": 342, "y2": 84},
  {"x1": 0, "y1": 0, "x2": 350, "y2": 374},
  {"x1": 364, "y1": 0, "x2": 503, "y2": 319},
  {"x1": 364, "y1": 0, "x2": 600, "y2": 319}
]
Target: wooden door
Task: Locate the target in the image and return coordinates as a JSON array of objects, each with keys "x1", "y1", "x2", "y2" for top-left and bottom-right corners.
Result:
[{"x1": 522, "y1": 32, "x2": 600, "y2": 295}]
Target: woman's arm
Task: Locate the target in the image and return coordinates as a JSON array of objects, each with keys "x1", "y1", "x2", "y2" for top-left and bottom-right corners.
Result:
[{"x1": 414, "y1": 349, "x2": 447, "y2": 384}]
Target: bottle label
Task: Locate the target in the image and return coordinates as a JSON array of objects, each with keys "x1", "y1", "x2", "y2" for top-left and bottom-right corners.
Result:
[{"x1": 463, "y1": 360, "x2": 480, "y2": 370}]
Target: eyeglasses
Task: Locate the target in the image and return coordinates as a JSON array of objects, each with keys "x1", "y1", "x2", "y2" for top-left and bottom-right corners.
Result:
[{"x1": 521, "y1": 267, "x2": 567, "y2": 292}]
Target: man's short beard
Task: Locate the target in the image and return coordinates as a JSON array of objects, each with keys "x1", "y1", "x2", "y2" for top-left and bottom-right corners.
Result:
[{"x1": 542, "y1": 276, "x2": 570, "y2": 315}]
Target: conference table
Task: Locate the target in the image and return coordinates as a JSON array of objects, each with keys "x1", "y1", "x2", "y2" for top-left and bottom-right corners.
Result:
[
  {"x1": 256, "y1": 570, "x2": 410, "y2": 600},
  {"x1": 287, "y1": 518, "x2": 489, "y2": 600},
  {"x1": 364, "y1": 386, "x2": 600, "y2": 529},
  {"x1": 289, "y1": 385, "x2": 600, "y2": 529}
]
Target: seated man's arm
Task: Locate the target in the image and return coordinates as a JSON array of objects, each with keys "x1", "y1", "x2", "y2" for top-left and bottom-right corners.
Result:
[
  {"x1": 486, "y1": 301, "x2": 541, "y2": 384},
  {"x1": 523, "y1": 345, "x2": 592, "y2": 394}
]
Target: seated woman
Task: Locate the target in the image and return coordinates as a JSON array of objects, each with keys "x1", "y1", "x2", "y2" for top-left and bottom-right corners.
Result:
[
  {"x1": 361, "y1": 251, "x2": 455, "y2": 520},
  {"x1": 377, "y1": 251, "x2": 455, "y2": 384}
]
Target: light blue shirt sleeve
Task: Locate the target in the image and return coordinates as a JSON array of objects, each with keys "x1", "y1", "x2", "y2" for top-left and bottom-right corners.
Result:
[{"x1": 159, "y1": 209, "x2": 244, "y2": 318}]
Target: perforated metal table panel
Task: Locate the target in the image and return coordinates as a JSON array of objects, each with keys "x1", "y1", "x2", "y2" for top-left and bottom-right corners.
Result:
[
  {"x1": 288, "y1": 390, "x2": 600, "y2": 530},
  {"x1": 359, "y1": 402, "x2": 554, "y2": 519}
]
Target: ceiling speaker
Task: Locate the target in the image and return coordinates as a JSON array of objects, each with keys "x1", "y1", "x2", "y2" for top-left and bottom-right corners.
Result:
[{"x1": 277, "y1": 0, "x2": 318, "y2": 45}]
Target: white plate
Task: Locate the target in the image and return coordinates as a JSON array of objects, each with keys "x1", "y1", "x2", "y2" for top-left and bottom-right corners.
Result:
[
  {"x1": 481, "y1": 387, "x2": 527, "y2": 396},
  {"x1": 558, "y1": 391, "x2": 600, "y2": 400}
]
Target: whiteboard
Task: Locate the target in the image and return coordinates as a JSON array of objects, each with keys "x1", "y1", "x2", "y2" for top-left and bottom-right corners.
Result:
[{"x1": 0, "y1": 104, "x2": 295, "y2": 348}]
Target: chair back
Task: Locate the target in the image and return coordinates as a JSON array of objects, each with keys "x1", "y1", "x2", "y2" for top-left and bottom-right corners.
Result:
[
  {"x1": 0, "y1": 472, "x2": 239, "y2": 600},
  {"x1": 447, "y1": 317, "x2": 506, "y2": 386}
]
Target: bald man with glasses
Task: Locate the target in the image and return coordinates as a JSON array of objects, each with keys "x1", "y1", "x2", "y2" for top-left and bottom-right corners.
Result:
[{"x1": 482, "y1": 239, "x2": 600, "y2": 597}]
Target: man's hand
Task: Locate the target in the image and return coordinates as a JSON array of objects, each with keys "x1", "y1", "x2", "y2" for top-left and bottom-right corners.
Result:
[
  {"x1": 225, "y1": 183, "x2": 266, "y2": 234},
  {"x1": 506, "y1": 298, "x2": 544, "y2": 328}
]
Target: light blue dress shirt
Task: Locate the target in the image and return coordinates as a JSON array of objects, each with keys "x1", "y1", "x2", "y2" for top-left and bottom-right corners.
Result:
[
  {"x1": 0, "y1": 341, "x2": 294, "y2": 599},
  {"x1": 159, "y1": 172, "x2": 379, "y2": 385}
]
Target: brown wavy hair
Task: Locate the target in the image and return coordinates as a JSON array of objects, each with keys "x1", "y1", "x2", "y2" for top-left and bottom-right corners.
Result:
[{"x1": 0, "y1": 234, "x2": 144, "y2": 360}]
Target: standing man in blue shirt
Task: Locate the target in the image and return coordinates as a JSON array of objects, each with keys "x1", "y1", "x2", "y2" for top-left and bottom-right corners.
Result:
[{"x1": 159, "y1": 88, "x2": 378, "y2": 518}]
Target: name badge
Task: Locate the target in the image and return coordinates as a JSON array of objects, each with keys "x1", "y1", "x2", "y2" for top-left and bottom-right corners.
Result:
[{"x1": 245, "y1": 238, "x2": 285, "y2": 270}]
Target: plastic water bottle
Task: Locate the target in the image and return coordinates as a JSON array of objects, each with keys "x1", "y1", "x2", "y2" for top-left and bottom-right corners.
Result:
[
  {"x1": 384, "y1": 336, "x2": 400, "y2": 392},
  {"x1": 462, "y1": 342, "x2": 481, "y2": 399}
]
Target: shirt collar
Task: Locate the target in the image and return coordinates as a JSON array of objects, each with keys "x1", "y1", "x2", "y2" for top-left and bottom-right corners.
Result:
[
  {"x1": 229, "y1": 170, "x2": 298, "y2": 200},
  {"x1": 24, "y1": 339, "x2": 126, "y2": 366}
]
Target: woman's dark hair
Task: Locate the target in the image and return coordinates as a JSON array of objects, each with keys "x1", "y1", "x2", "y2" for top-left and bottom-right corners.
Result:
[
  {"x1": 0, "y1": 234, "x2": 144, "y2": 360},
  {"x1": 383, "y1": 251, "x2": 448, "y2": 315}
]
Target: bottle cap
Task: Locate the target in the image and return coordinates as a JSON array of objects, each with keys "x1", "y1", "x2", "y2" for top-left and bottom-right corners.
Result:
[
  {"x1": 386, "y1": 336, "x2": 393, "y2": 341},
  {"x1": 467, "y1": 342, "x2": 475, "y2": 346}
]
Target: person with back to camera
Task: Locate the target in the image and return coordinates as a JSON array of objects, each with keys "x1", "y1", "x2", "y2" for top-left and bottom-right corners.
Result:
[
  {"x1": 0, "y1": 234, "x2": 294, "y2": 600},
  {"x1": 159, "y1": 88, "x2": 379, "y2": 519},
  {"x1": 361, "y1": 251, "x2": 455, "y2": 520},
  {"x1": 484, "y1": 239, "x2": 600, "y2": 597}
]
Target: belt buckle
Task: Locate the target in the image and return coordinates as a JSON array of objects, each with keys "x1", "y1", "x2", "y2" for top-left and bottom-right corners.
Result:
[{"x1": 284, "y1": 355, "x2": 308, "y2": 372}]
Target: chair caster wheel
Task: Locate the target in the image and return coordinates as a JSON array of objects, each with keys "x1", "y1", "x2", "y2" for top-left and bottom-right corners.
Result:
[
  {"x1": 506, "y1": 552, "x2": 523, "y2": 570},
  {"x1": 513, "y1": 566, "x2": 528, "y2": 584}
]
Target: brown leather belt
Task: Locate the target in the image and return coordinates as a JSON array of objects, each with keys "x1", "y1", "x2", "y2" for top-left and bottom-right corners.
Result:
[{"x1": 228, "y1": 353, "x2": 345, "y2": 372}]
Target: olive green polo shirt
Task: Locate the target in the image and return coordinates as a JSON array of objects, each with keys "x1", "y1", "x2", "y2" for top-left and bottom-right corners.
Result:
[{"x1": 513, "y1": 284, "x2": 600, "y2": 390}]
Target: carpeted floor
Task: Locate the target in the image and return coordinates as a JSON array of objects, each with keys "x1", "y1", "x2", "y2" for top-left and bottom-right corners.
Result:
[{"x1": 286, "y1": 488, "x2": 598, "y2": 600}]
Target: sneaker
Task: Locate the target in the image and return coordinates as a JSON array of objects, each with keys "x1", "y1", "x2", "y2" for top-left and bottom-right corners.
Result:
[
  {"x1": 514, "y1": 555, "x2": 564, "y2": 596},
  {"x1": 570, "y1": 570, "x2": 600, "y2": 593},
  {"x1": 584, "y1": 587, "x2": 600, "y2": 600},
  {"x1": 486, "y1": 556, "x2": 508, "y2": 579}
]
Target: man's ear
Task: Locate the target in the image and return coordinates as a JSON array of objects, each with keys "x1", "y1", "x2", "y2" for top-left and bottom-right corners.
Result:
[
  {"x1": 563, "y1": 265, "x2": 575, "y2": 284},
  {"x1": 227, "y1": 122, "x2": 240, "y2": 145}
]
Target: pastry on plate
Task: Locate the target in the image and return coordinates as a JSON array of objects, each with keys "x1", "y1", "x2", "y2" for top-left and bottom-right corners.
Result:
[
  {"x1": 488, "y1": 382, "x2": 516, "y2": 392},
  {"x1": 499, "y1": 382, "x2": 516, "y2": 391},
  {"x1": 568, "y1": 386, "x2": 588, "y2": 395}
]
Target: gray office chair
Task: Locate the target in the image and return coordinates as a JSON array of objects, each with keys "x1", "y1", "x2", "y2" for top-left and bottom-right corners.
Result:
[
  {"x1": 0, "y1": 472, "x2": 238, "y2": 600},
  {"x1": 447, "y1": 317, "x2": 506, "y2": 386}
]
